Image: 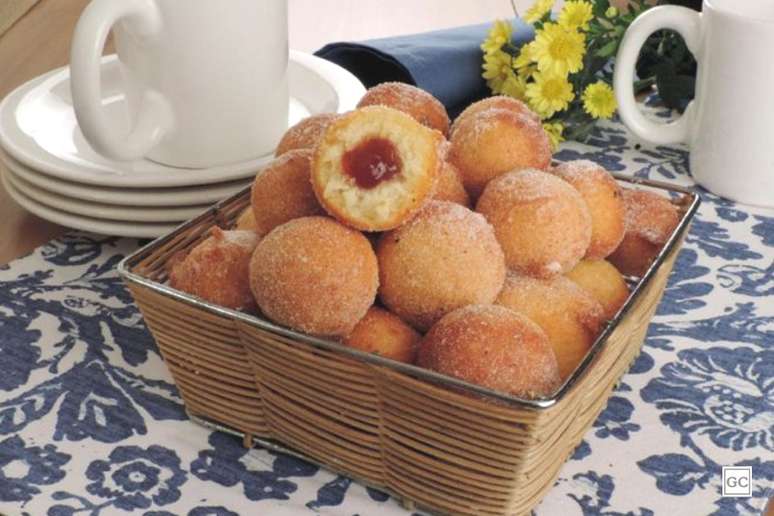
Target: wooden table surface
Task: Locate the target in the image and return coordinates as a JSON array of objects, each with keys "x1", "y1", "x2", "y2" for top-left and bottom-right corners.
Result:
[{"x1": 0, "y1": 0, "x2": 522, "y2": 265}]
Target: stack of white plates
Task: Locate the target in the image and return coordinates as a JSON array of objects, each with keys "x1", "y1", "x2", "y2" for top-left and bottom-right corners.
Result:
[{"x1": 0, "y1": 51, "x2": 365, "y2": 238}]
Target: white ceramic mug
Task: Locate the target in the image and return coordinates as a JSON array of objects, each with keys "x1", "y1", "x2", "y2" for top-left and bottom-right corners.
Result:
[
  {"x1": 70, "y1": 0, "x2": 288, "y2": 168},
  {"x1": 614, "y1": 0, "x2": 774, "y2": 207}
]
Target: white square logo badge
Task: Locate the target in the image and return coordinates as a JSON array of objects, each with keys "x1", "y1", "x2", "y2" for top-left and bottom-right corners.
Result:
[{"x1": 722, "y1": 466, "x2": 752, "y2": 497}]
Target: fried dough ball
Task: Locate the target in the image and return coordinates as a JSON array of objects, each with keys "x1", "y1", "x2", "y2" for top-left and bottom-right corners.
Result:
[
  {"x1": 496, "y1": 273, "x2": 604, "y2": 380},
  {"x1": 251, "y1": 149, "x2": 324, "y2": 237},
  {"x1": 450, "y1": 96, "x2": 539, "y2": 137},
  {"x1": 275, "y1": 113, "x2": 339, "y2": 156},
  {"x1": 357, "y1": 82, "x2": 450, "y2": 135},
  {"x1": 566, "y1": 260, "x2": 630, "y2": 320},
  {"x1": 312, "y1": 106, "x2": 443, "y2": 231},
  {"x1": 377, "y1": 201, "x2": 506, "y2": 331},
  {"x1": 234, "y1": 207, "x2": 257, "y2": 232},
  {"x1": 434, "y1": 159, "x2": 471, "y2": 207},
  {"x1": 344, "y1": 307, "x2": 421, "y2": 363},
  {"x1": 552, "y1": 160, "x2": 625, "y2": 259},
  {"x1": 169, "y1": 228, "x2": 259, "y2": 312},
  {"x1": 249, "y1": 217, "x2": 378, "y2": 336},
  {"x1": 417, "y1": 304, "x2": 561, "y2": 398},
  {"x1": 476, "y1": 169, "x2": 592, "y2": 277},
  {"x1": 448, "y1": 107, "x2": 551, "y2": 198},
  {"x1": 608, "y1": 189, "x2": 680, "y2": 276}
]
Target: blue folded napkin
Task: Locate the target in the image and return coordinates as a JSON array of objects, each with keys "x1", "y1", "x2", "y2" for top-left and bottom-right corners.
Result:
[{"x1": 315, "y1": 19, "x2": 534, "y2": 117}]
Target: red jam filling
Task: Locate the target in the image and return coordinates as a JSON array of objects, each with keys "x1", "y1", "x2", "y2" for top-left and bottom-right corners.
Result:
[{"x1": 342, "y1": 138, "x2": 402, "y2": 189}]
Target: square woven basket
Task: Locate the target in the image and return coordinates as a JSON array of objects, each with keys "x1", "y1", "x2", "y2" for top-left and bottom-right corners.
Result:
[{"x1": 119, "y1": 174, "x2": 700, "y2": 516}]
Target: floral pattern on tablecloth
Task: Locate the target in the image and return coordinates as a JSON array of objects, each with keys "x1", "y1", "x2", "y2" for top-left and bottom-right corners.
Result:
[{"x1": 1, "y1": 109, "x2": 772, "y2": 516}]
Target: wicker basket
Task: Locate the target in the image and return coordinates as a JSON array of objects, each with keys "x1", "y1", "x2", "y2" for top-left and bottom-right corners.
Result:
[{"x1": 119, "y1": 174, "x2": 700, "y2": 516}]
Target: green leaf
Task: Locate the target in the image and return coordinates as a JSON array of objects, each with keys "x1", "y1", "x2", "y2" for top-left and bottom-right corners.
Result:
[{"x1": 596, "y1": 39, "x2": 619, "y2": 58}]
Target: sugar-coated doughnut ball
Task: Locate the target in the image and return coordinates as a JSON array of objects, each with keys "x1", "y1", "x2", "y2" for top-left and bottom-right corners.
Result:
[
  {"x1": 377, "y1": 201, "x2": 506, "y2": 331},
  {"x1": 552, "y1": 160, "x2": 625, "y2": 259},
  {"x1": 609, "y1": 189, "x2": 680, "y2": 276},
  {"x1": 417, "y1": 304, "x2": 561, "y2": 398},
  {"x1": 476, "y1": 169, "x2": 592, "y2": 277},
  {"x1": 496, "y1": 273, "x2": 604, "y2": 380},
  {"x1": 450, "y1": 96, "x2": 539, "y2": 137},
  {"x1": 234, "y1": 207, "x2": 257, "y2": 232},
  {"x1": 249, "y1": 217, "x2": 378, "y2": 336},
  {"x1": 448, "y1": 107, "x2": 551, "y2": 198},
  {"x1": 566, "y1": 260, "x2": 630, "y2": 320},
  {"x1": 275, "y1": 113, "x2": 339, "y2": 156},
  {"x1": 169, "y1": 228, "x2": 259, "y2": 311},
  {"x1": 251, "y1": 149, "x2": 324, "y2": 237},
  {"x1": 312, "y1": 106, "x2": 443, "y2": 231},
  {"x1": 344, "y1": 307, "x2": 421, "y2": 363},
  {"x1": 357, "y1": 82, "x2": 450, "y2": 135},
  {"x1": 433, "y1": 159, "x2": 471, "y2": 207}
]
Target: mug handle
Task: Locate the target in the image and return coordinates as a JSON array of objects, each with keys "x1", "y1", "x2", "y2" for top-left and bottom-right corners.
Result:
[
  {"x1": 613, "y1": 6, "x2": 702, "y2": 145},
  {"x1": 70, "y1": 0, "x2": 174, "y2": 161}
]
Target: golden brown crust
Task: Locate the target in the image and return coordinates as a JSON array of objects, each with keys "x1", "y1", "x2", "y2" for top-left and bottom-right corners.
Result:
[
  {"x1": 433, "y1": 159, "x2": 471, "y2": 207},
  {"x1": 377, "y1": 201, "x2": 506, "y2": 331},
  {"x1": 169, "y1": 228, "x2": 260, "y2": 312},
  {"x1": 566, "y1": 259, "x2": 630, "y2": 320},
  {"x1": 495, "y1": 273, "x2": 604, "y2": 380},
  {"x1": 234, "y1": 207, "x2": 258, "y2": 232},
  {"x1": 448, "y1": 107, "x2": 552, "y2": 199},
  {"x1": 357, "y1": 82, "x2": 450, "y2": 136},
  {"x1": 552, "y1": 160, "x2": 626, "y2": 260},
  {"x1": 450, "y1": 95, "x2": 539, "y2": 137},
  {"x1": 275, "y1": 113, "x2": 340, "y2": 156},
  {"x1": 250, "y1": 149, "x2": 324, "y2": 237},
  {"x1": 344, "y1": 306, "x2": 421, "y2": 363},
  {"x1": 417, "y1": 304, "x2": 561, "y2": 398},
  {"x1": 249, "y1": 216, "x2": 378, "y2": 337},
  {"x1": 476, "y1": 169, "x2": 592, "y2": 278}
]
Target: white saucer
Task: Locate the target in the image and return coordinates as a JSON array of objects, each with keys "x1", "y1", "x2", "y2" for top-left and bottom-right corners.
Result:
[
  {"x1": 0, "y1": 51, "x2": 364, "y2": 188},
  {"x1": 0, "y1": 149, "x2": 250, "y2": 207},
  {"x1": 2, "y1": 169, "x2": 178, "y2": 238}
]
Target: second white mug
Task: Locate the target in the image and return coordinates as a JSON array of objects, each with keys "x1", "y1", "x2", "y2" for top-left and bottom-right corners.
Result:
[{"x1": 70, "y1": 0, "x2": 289, "y2": 169}]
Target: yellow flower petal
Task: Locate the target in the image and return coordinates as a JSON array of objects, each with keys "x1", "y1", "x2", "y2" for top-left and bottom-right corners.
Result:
[
  {"x1": 542, "y1": 121, "x2": 565, "y2": 149},
  {"x1": 531, "y1": 23, "x2": 586, "y2": 77},
  {"x1": 582, "y1": 81, "x2": 617, "y2": 119},
  {"x1": 525, "y1": 71, "x2": 574, "y2": 118},
  {"x1": 524, "y1": 0, "x2": 555, "y2": 24},
  {"x1": 483, "y1": 50, "x2": 516, "y2": 94},
  {"x1": 558, "y1": 1, "x2": 594, "y2": 31},
  {"x1": 481, "y1": 19, "x2": 513, "y2": 55}
]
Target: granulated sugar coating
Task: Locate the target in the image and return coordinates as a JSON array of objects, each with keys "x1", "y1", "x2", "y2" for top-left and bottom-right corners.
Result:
[
  {"x1": 377, "y1": 201, "x2": 506, "y2": 332},
  {"x1": 250, "y1": 149, "x2": 324, "y2": 237},
  {"x1": 417, "y1": 304, "x2": 561, "y2": 399},
  {"x1": 566, "y1": 259, "x2": 630, "y2": 320},
  {"x1": 449, "y1": 95, "x2": 539, "y2": 137},
  {"x1": 343, "y1": 306, "x2": 420, "y2": 364},
  {"x1": 496, "y1": 273, "x2": 604, "y2": 380},
  {"x1": 433, "y1": 159, "x2": 471, "y2": 207},
  {"x1": 357, "y1": 82, "x2": 450, "y2": 136},
  {"x1": 476, "y1": 169, "x2": 592, "y2": 278},
  {"x1": 249, "y1": 216, "x2": 378, "y2": 337},
  {"x1": 234, "y1": 207, "x2": 258, "y2": 232},
  {"x1": 275, "y1": 113, "x2": 340, "y2": 156},
  {"x1": 608, "y1": 189, "x2": 680, "y2": 276},
  {"x1": 169, "y1": 228, "x2": 259, "y2": 312},
  {"x1": 448, "y1": 107, "x2": 551, "y2": 199}
]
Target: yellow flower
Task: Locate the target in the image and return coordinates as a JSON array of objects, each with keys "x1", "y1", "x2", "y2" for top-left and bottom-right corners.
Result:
[
  {"x1": 501, "y1": 74, "x2": 528, "y2": 100},
  {"x1": 481, "y1": 20, "x2": 513, "y2": 55},
  {"x1": 531, "y1": 23, "x2": 586, "y2": 76},
  {"x1": 524, "y1": 0, "x2": 554, "y2": 24},
  {"x1": 582, "y1": 81, "x2": 617, "y2": 119},
  {"x1": 513, "y1": 42, "x2": 534, "y2": 70},
  {"x1": 605, "y1": 6, "x2": 619, "y2": 18},
  {"x1": 543, "y1": 121, "x2": 565, "y2": 149},
  {"x1": 525, "y1": 71, "x2": 574, "y2": 118},
  {"x1": 558, "y1": 1, "x2": 594, "y2": 31},
  {"x1": 483, "y1": 50, "x2": 515, "y2": 93}
]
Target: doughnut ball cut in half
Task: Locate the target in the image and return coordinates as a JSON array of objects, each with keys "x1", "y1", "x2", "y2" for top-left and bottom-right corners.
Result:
[
  {"x1": 275, "y1": 113, "x2": 339, "y2": 156},
  {"x1": 357, "y1": 82, "x2": 450, "y2": 135},
  {"x1": 344, "y1": 307, "x2": 421, "y2": 363},
  {"x1": 234, "y1": 207, "x2": 257, "y2": 232},
  {"x1": 552, "y1": 160, "x2": 625, "y2": 259},
  {"x1": 417, "y1": 305, "x2": 561, "y2": 399},
  {"x1": 377, "y1": 201, "x2": 506, "y2": 332},
  {"x1": 312, "y1": 106, "x2": 444, "y2": 231},
  {"x1": 251, "y1": 149, "x2": 324, "y2": 237},
  {"x1": 249, "y1": 216, "x2": 378, "y2": 337},
  {"x1": 448, "y1": 107, "x2": 551, "y2": 198},
  {"x1": 450, "y1": 95, "x2": 539, "y2": 137},
  {"x1": 169, "y1": 228, "x2": 259, "y2": 312},
  {"x1": 609, "y1": 189, "x2": 680, "y2": 276},
  {"x1": 433, "y1": 159, "x2": 471, "y2": 207},
  {"x1": 566, "y1": 260, "x2": 630, "y2": 320},
  {"x1": 496, "y1": 273, "x2": 605, "y2": 380},
  {"x1": 476, "y1": 169, "x2": 592, "y2": 278}
]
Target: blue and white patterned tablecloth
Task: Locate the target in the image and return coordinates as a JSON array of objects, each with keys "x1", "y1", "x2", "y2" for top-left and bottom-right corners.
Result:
[{"x1": 1, "y1": 106, "x2": 773, "y2": 516}]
